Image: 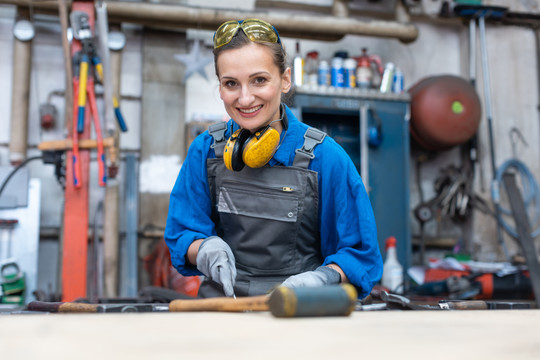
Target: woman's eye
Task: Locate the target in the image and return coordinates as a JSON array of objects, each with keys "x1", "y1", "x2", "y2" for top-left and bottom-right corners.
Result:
[
  {"x1": 223, "y1": 80, "x2": 237, "y2": 87},
  {"x1": 254, "y1": 77, "x2": 267, "y2": 85}
]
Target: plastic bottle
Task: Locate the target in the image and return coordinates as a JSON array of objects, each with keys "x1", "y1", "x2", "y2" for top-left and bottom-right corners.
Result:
[
  {"x1": 392, "y1": 67, "x2": 404, "y2": 93},
  {"x1": 318, "y1": 60, "x2": 330, "y2": 86},
  {"x1": 331, "y1": 56, "x2": 344, "y2": 88},
  {"x1": 344, "y1": 58, "x2": 357, "y2": 88},
  {"x1": 381, "y1": 236, "x2": 403, "y2": 294},
  {"x1": 379, "y1": 62, "x2": 395, "y2": 94},
  {"x1": 292, "y1": 42, "x2": 304, "y2": 87},
  {"x1": 305, "y1": 51, "x2": 319, "y2": 86}
]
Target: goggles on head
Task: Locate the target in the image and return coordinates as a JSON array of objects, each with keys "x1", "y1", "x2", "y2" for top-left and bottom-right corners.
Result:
[{"x1": 213, "y1": 18, "x2": 282, "y2": 49}]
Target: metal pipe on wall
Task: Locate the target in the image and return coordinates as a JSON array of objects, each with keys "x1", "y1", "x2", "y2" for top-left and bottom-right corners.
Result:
[
  {"x1": 0, "y1": 0, "x2": 419, "y2": 43},
  {"x1": 9, "y1": 7, "x2": 33, "y2": 165},
  {"x1": 102, "y1": 29, "x2": 125, "y2": 298},
  {"x1": 99, "y1": 5, "x2": 120, "y2": 299},
  {"x1": 103, "y1": 181, "x2": 120, "y2": 298}
]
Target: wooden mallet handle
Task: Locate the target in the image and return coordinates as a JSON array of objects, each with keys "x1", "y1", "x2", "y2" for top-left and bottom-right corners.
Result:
[{"x1": 169, "y1": 295, "x2": 269, "y2": 312}]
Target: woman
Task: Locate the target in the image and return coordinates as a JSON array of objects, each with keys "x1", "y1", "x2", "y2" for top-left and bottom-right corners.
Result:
[{"x1": 165, "y1": 19, "x2": 382, "y2": 298}]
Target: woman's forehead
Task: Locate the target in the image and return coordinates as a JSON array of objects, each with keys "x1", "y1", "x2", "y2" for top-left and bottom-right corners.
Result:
[{"x1": 217, "y1": 43, "x2": 277, "y2": 75}]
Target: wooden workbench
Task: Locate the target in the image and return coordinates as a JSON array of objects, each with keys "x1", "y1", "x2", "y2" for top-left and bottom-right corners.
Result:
[{"x1": 1, "y1": 310, "x2": 539, "y2": 359}]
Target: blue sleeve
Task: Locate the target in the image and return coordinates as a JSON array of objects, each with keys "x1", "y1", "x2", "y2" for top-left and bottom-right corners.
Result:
[
  {"x1": 312, "y1": 138, "x2": 383, "y2": 298},
  {"x1": 164, "y1": 133, "x2": 216, "y2": 276}
]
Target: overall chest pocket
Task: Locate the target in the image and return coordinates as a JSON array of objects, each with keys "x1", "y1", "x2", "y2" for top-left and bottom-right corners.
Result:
[{"x1": 216, "y1": 183, "x2": 302, "y2": 274}]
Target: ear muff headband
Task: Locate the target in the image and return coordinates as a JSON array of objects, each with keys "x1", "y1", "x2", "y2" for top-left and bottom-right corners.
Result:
[
  {"x1": 243, "y1": 126, "x2": 280, "y2": 168},
  {"x1": 224, "y1": 128, "x2": 251, "y2": 171}
]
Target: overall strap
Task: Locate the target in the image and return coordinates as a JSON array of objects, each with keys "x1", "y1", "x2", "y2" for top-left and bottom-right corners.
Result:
[
  {"x1": 293, "y1": 127, "x2": 326, "y2": 168},
  {"x1": 208, "y1": 122, "x2": 228, "y2": 158}
]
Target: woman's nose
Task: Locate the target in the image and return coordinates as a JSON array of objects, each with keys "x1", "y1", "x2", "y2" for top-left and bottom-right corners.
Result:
[{"x1": 238, "y1": 86, "x2": 255, "y2": 106}]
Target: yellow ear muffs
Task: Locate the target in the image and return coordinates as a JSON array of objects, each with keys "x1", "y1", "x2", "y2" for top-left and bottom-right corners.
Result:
[
  {"x1": 224, "y1": 128, "x2": 251, "y2": 171},
  {"x1": 223, "y1": 126, "x2": 281, "y2": 171},
  {"x1": 242, "y1": 125, "x2": 280, "y2": 169}
]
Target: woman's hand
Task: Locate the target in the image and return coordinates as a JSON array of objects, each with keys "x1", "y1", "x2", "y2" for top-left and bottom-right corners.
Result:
[
  {"x1": 194, "y1": 236, "x2": 237, "y2": 297},
  {"x1": 281, "y1": 265, "x2": 344, "y2": 288}
]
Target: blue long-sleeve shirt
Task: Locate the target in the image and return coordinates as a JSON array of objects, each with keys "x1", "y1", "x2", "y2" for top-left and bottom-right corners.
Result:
[{"x1": 164, "y1": 105, "x2": 383, "y2": 297}]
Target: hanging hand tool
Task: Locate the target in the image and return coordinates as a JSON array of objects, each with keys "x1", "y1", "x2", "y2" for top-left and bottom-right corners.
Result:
[
  {"x1": 72, "y1": 11, "x2": 127, "y2": 133},
  {"x1": 70, "y1": 11, "x2": 107, "y2": 187},
  {"x1": 92, "y1": 56, "x2": 128, "y2": 132}
]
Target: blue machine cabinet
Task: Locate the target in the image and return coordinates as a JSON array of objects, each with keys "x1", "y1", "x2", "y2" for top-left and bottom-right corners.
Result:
[{"x1": 292, "y1": 87, "x2": 412, "y2": 272}]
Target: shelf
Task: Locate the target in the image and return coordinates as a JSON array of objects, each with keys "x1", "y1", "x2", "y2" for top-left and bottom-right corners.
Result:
[{"x1": 294, "y1": 85, "x2": 411, "y2": 102}]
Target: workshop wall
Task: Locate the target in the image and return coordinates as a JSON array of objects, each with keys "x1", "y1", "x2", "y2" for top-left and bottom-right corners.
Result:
[{"x1": 1, "y1": 0, "x2": 539, "y2": 294}]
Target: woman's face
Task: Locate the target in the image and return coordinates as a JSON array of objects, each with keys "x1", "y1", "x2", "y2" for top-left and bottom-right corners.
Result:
[{"x1": 217, "y1": 42, "x2": 291, "y2": 132}]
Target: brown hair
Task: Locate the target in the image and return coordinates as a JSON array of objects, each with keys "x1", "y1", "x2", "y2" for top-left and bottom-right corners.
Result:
[{"x1": 213, "y1": 28, "x2": 288, "y2": 77}]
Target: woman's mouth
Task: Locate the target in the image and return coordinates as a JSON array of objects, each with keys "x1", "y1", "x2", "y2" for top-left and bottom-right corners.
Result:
[{"x1": 238, "y1": 105, "x2": 263, "y2": 115}]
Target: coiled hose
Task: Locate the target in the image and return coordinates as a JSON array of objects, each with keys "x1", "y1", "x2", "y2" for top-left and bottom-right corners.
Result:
[{"x1": 495, "y1": 158, "x2": 540, "y2": 239}]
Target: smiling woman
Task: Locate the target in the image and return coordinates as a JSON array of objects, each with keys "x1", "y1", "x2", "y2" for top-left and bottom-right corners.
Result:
[
  {"x1": 216, "y1": 42, "x2": 289, "y2": 133},
  {"x1": 164, "y1": 18, "x2": 383, "y2": 299}
]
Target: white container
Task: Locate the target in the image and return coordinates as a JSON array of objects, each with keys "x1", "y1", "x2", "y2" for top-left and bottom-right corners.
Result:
[
  {"x1": 379, "y1": 62, "x2": 395, "y2": 93},
  {"x1": 293, "y1": 42, "x2": 304, "y2": 87},
  {"x1": 381, "y1": 236, "x2": 403, "y2": 294}
]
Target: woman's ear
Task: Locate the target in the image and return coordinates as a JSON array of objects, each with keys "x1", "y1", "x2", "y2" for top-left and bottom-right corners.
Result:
[{"x1": 282, "y1": 67, "x2": 292, "y2": 93}]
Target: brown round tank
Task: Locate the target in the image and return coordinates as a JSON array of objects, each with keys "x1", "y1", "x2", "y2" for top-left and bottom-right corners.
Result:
[{"x1": 408, "y1": 75, "x2": 482, "y2": 151}]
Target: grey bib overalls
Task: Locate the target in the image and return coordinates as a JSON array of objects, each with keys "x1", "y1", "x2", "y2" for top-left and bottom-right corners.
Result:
[{"x1": 199, "y1": 116, "x2": 326, "y2": 297}]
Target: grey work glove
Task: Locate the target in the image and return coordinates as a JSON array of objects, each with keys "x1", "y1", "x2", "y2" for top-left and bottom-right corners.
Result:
[
  {"x1": 196, "y1": 236, "x2": 237, "y2": 297},
  {"x1": 281, "y1": 266, "x2": 341, "y2": 288}
]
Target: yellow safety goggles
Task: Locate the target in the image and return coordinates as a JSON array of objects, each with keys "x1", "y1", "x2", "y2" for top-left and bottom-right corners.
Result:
[{"x1": 213, "y1": 19, "x2": 282, "y2": 49}]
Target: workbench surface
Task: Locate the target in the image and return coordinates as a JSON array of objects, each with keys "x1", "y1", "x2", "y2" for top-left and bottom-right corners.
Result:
[{"x1": 1, "y1": 310, "x2": 539, "y2": 359}]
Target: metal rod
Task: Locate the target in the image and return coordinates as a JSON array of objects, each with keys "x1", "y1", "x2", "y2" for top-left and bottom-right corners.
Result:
[
  {"x1": 360, "y1": 104, "x2": 369, "y2": 193},
  {"x1": 57, "y1": 0, "x2": 73, "y2": 133},
  {"x1": 478, "y1": 15, "x2": 510, "y2": 260},
  {"x1": 536, "y1": 28, "x2": 540, "y2": 171},
  {"x1": 469, "y1": 18, "x2": 476, "y2": 87},
  {"x1": 123, "y1": 153, "x2": 139, "y2": 297}
]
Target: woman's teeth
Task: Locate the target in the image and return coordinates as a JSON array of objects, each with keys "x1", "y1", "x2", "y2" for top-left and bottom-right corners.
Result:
[{"x1": 239, "y1": 105, "x2": 262, "y2": 114}]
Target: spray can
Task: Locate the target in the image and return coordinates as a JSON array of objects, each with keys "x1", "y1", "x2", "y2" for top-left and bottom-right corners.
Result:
[
  {"x1": 318, "y1": 60, "x2": 330, "y2": 86},
  {"x1": 379, "y1": 62, "x2": 395, "y2": 93},
  {"x1": 392, "y1": 67, "x2": 404, "y2": 93},
  {"x1": 344, "y1": 58, "x2": 357, "y2": 88},
  {"x1": 331, "y1": 56, "x2": 344, "y2": 88}
]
